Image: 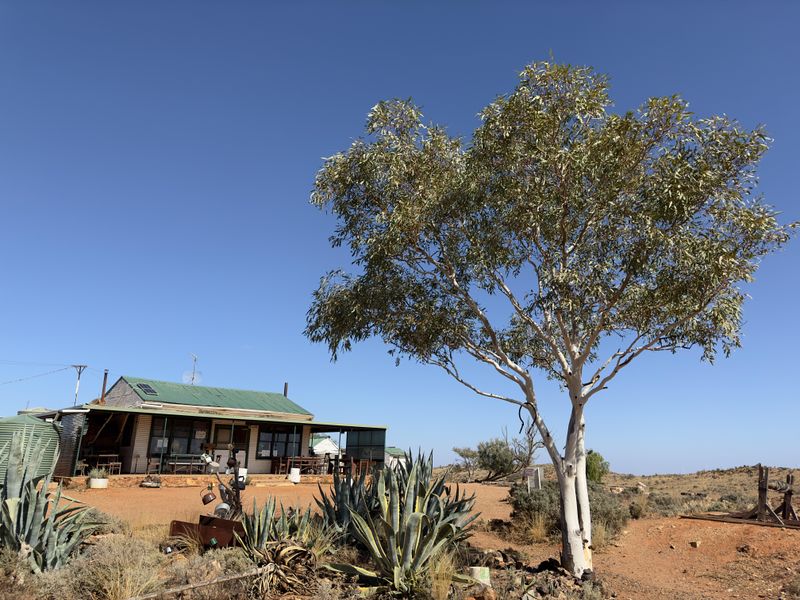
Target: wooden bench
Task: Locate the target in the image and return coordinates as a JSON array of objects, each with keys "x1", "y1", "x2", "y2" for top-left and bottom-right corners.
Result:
[{"x1": 166, "y1": 454, "x2": 205, "y2": 474}]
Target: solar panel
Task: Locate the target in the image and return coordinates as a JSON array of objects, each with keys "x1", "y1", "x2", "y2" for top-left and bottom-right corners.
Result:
[{"x1": 136, "y1": 383, "x2": 158, "y2": 396}]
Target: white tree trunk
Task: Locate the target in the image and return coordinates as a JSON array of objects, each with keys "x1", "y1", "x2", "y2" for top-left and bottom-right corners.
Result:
[
  {"x1": 575, "y1": 411, "x2": 593, "y2": 567},
  {"x1": 525, "y1": 393, "x2": 593, "y2": 578},
  {"x1": 557, "y1": 465, "x2": 590, "y2": 578}
]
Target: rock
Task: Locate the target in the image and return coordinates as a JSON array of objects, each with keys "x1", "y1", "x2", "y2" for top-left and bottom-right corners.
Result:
[
  {"x1": 466, "y1": 584, "x2": 496, "y2": 600},
  {"x1": 689, "y1": 540, "x2": 701, "y2": 548},
  {"x1": 669, "y1": 544, "x2": 675, "y2": 550},
  {"x1": 636, "y1": 481, "x2": 648, "y2": 491}
]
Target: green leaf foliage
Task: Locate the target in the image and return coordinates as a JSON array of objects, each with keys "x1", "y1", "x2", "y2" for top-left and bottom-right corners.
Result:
[
  {"x1": 306, "y1": 60, "x2": 795, "y2": 387},
  {"x1": 585, "y1": 450, "x2": 610, "y2": 483}
]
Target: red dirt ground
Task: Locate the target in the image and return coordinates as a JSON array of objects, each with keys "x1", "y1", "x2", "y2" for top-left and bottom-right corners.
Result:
[{"x1": 69, "y1": 482, "x2": 800, "y2": 599}]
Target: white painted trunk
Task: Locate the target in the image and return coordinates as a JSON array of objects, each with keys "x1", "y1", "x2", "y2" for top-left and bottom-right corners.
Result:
[
  {"x1": 525, "y1": 395, "x2": 593, "y2": 578},
  {"x1": 558, "y1": 470, "x2": 590, "y2": 578},
  {"x1": 575, "y1": 412, "x2": 593, "y2": 563}
]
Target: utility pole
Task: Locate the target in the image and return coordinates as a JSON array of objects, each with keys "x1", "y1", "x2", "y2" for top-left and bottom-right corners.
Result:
[{"x1": 71, "y1": 364, "x2": 87, "y2": 406}]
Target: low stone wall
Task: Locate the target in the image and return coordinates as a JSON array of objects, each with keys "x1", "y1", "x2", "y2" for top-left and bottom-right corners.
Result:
[{"x1": 57, "y1": 473, "x2": 334, "y2": 489}]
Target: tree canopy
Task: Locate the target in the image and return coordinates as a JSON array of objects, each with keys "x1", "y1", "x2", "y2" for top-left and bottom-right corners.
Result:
[{"x1": 307, "y1": 61, "x2": 792, "y2": 412}]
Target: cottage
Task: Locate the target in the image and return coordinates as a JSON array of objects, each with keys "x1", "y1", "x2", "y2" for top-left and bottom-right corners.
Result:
[
  {"x1": 309, "y1": 433, "x2": 340, "y2": 457},
  {"x1": 384, "y1": 446, "x2": 408, "y2": 469},
  {"x1": 40, "y1": 376, "x2": 386, "y2": 477}
]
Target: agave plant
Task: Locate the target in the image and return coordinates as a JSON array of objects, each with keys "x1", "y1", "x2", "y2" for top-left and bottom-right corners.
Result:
[
  {"x1": 315, "y1": 464, "x2": 375, "y2": 540},
  {"x1": 237, "y1": 497, "x2": 333, "y2": 563},
  {"x1": 393, "y1": 449, "x2": 477, "y2": 544},
  {"x1": 0, "y1": 429, "x2": 97, "y2": 573},
  {"x1": 327, "y1": 462, "x2": 477, "y2": 596}
]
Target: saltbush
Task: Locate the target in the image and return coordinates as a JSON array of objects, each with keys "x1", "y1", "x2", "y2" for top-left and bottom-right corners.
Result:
[{"x1": 510, "y1": 480, "x2": 628, "y2": 538}]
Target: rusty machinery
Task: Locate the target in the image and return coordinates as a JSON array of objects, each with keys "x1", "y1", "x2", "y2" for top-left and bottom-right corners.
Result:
[{"x1": 167, "y1": 445, "x2": 247, "y2": 550}]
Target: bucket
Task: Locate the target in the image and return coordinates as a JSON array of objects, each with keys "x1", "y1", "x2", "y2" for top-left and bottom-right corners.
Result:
[{"x1": 288, "y1": 467, "x2": 301, "y2": 484}]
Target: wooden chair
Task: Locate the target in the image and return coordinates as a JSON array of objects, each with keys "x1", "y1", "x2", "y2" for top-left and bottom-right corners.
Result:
[
  {"x1": 146, "y1": 457, "x2": 162, "y2": 474},
  {"x1": 107, "y1": 461, "x2": 122, "y2": 475}
]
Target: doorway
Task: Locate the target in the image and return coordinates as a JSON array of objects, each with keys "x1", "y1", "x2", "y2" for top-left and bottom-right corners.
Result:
[{"x1": 213, "y1": 424, "x2": 250, "y2": 468}]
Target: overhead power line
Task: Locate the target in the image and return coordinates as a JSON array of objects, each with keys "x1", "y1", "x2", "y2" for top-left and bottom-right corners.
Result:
[{"x1": 0, "y1": 366, "x2": 72, "y2": 386}]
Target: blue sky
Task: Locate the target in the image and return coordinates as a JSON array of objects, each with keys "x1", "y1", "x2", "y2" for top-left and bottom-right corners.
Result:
[{"x1": 0, "y1": 2, "x2": 797, "y2": 474}]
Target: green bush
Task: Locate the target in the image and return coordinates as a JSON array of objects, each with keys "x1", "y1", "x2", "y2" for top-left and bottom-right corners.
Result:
[
  {"x1": 81, "y1": 508, "x2": 130, "y2": 535},
  {"x1": 477, "y1": 438, "x2": 516, "y2": 480},
  {"x1": 628, "y1": 497, "x2": 647, "y2": 519},
  {"x1": 585, "y1": 450, "x2": 610, "y2": 483},
  {"x1": 647, "y1": 493, "x2": 681, "y2": 516},
  {"x1": 510, "y1": 481, "x2": 628, "y2": 538}
]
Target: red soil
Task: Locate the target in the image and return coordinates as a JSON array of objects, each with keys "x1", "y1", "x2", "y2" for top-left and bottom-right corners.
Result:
[{"x1": 68, "y1": 481, "x2": 800, "y2": 599}]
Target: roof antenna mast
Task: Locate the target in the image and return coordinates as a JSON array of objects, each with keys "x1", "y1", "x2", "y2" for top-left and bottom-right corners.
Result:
[{"x1": 190, "y1": 354, "x2": 198, "y2": 385}]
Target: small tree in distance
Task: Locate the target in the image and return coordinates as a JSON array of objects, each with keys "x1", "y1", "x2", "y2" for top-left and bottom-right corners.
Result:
[
  {"x1": 585, "y1": 450, "x2": 610, "y2": 484},
  {"x1": 476, "y1": 438, "x2": 515, "y2": 481},
  {"x1": 306, "y1": 61, "x2": 794, "y2": 577},
  {"x1": 452, "y1": 446, "x2": 478, "y2": 481}
]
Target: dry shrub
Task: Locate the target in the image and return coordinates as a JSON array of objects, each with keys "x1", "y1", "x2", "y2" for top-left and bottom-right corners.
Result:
[
  {"x1": 163, "y1": 548, "x2": 254, "y2": 600},
  {"x1": 65, "y1": 534, "x2": 165, "y2": 600},
  {"x1": 82, "y1": 508, "x2": 131, "y2": 535},
  {"x1": 628, "y1": 496, "x2": 647, "y2": 519},
  {"x1": 313, "y1": 579, "x2": 362, "y2": 600},
  {"x1": 590, "y1": 521, "x2": 610, "y2": 551},
  {"x1": 429, "y1": 549, "x2": 456, "y2": 600},
  {"x1": 0, "y1": 548, "x2": 41, "y2": 599}
]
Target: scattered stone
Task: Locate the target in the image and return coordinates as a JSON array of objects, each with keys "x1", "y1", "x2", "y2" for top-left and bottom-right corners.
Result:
[
  {"x1": 737, "y1": 544, "x2": 752, "y2": 554},
  {"x1": 669, "y1": 544, "x2": 675, "y2": 550},
  {"x1": 689, "y1": 540, "x2": 701, "y2": 548},
  {"x1": 465, "y1": 584, "x2": 497, "y2": 600},
  {"x1": 636, "y1": 481, "x2": 648, "y2": 491}
]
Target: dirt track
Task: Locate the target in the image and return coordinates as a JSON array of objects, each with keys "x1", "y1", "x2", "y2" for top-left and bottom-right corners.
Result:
[{"x1": 69, "y1": 482, "x2": 800, "y2": 599}]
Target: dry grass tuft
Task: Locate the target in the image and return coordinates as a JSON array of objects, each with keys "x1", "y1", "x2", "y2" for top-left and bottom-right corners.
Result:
[
  {"x1": 526, "y1": 513, "x2": 550, "y2": 543},
  {"x1": 429, "y1": 548, "x2": 457, "y2": 600},
  {"x1": 591, "y1": 520, "x2": 610, "y2": 551},
  {"x1": 65, "y1": 534, "x2": 166, "y2": 600}
]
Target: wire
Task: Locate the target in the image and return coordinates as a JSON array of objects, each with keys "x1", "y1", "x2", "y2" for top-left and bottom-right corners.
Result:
[
  {"x1": 0, "y1": 359, "x2": 70, "y2": 368},
  {"x1": 0, "y1": 367, "x2": 72, "y2": 386}
]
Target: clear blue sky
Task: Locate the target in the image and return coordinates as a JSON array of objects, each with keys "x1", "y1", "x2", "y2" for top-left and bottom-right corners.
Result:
[{"x1": 0, "y1": 2, "x2": 797, "y2": 474}]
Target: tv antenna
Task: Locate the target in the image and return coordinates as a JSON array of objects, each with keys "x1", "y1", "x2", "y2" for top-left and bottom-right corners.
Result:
[{"x1": 183, "y1": 354, "x2": 201, "y2": 385}]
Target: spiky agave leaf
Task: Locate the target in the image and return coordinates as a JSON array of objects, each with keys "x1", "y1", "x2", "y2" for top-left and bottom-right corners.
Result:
[{"x1": 0, "y1": 430, "x2": 96, "y2": 573}]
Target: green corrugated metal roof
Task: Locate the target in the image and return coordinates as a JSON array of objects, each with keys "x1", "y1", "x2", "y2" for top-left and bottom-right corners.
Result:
[
  {"x1": 78, "y1": 404, "x2": 386, "y2": 431},
  {"x1": 121, "y1": 376, "x2": 312, "y2": 416},
  {"x1": 385, "y1": 446, "x2": 406, "y2": 457}
]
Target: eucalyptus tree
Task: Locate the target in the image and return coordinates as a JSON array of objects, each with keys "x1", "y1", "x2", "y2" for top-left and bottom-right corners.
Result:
[{"x1": 305, "y1": 62, "x2": 793, "y2": 577}]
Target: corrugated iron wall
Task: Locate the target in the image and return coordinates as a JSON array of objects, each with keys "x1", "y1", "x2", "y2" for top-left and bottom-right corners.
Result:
[
  {"x1": 53, "y1": 412, "x2": 86, "y2": 477},
  {"x1": 0, "y1": 415, "x2": 61, "y2": 480}
]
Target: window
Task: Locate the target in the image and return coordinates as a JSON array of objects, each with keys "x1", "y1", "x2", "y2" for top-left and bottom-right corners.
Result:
[
  {"x1": 345, "y1": 429, "x2": 386, "y2": 460},
  {"x1": 148, "y1": 418, "x2": 210, "y2": 456},
  {"x1": 257, "y1": 426, "x2": 300, "y2": 458}
]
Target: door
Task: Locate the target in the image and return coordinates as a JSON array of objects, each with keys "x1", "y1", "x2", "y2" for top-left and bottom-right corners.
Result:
[{"x1": 213, "y1": 424, "x2": 250, "y2": 468}]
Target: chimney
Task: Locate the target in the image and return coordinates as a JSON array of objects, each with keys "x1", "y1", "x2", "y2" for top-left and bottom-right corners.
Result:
[
  {"x1": 283, "y1": 382, "x2": 289, "y2": 397},
  {"x1": 99, "y1": 369, "x2": 109, "y2": 405}
]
